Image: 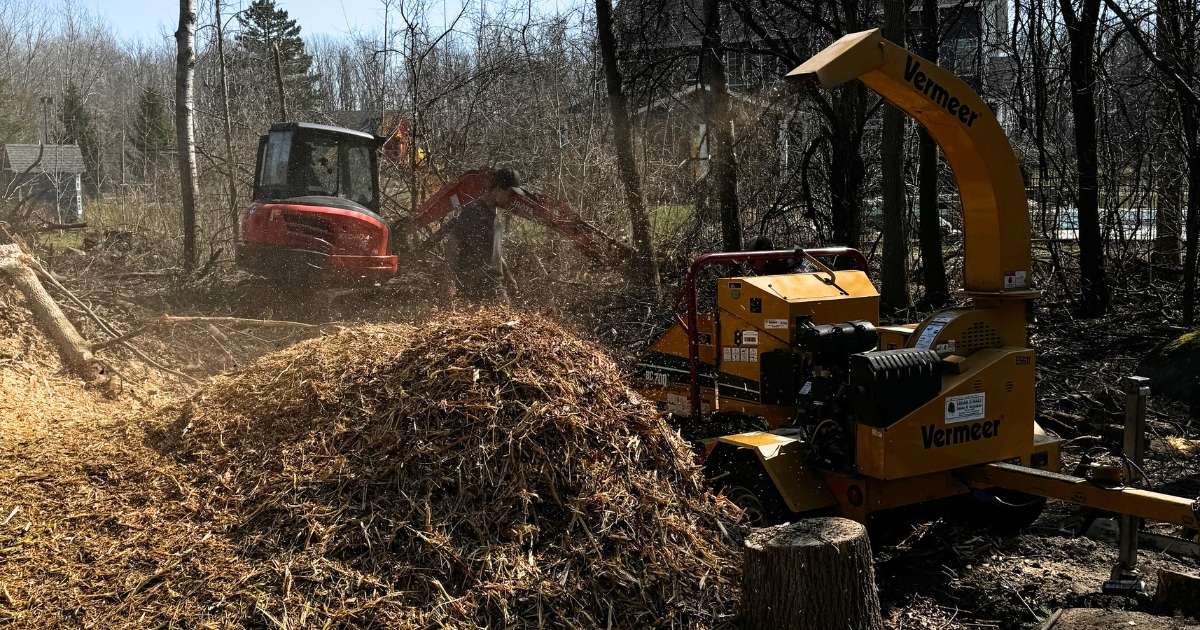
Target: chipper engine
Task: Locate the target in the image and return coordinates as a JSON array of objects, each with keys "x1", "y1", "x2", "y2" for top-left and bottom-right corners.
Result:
[{"x1": 635, "y1": 30, "x2": 1200, "y2": 552}]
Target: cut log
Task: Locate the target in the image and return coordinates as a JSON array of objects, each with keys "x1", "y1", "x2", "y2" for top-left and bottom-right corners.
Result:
[
  {"x1": 1155, "y1": 568, "x2": 1200, "y2": 618},
  {"x1": 0, "y1": 244, "x2": 101, "y2": 382},
  {"x1": 741, "y1": 517, "x2": 883, "y2": 630}
]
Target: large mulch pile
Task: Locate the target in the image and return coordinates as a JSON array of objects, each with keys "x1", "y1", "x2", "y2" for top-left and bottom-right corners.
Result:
[{"x1": 2, "y1": 308, "x2": 741, "y2": 628}]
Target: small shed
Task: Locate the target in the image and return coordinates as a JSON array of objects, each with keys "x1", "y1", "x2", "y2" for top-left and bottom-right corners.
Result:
[{"x1": 1, "y1": 144, "x2": 85, "y2": 223}]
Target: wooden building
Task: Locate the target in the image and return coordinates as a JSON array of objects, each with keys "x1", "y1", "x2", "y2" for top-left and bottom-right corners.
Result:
[{"x1": 2, "y1": 144, "x2": 86, "y2": 223}]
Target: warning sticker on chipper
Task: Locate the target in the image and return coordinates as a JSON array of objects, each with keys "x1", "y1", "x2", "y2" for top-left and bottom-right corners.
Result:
[
  {"x1": 944, "y1": 393, "x2": 986, "y2": 423},
  {"x1": 1004, "y1": 270, "x2": 1028, "y2": 289}
]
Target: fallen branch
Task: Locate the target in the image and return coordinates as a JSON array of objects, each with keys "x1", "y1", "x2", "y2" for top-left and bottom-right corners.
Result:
[
  {"x1": 35, "y1": 221, "x2": 88, "y2": 232},
  {"x1": 23, "y1": 257, "x2": 199, "y2": 384},
  {"x1": 92, "y1": 315, "x2": 322, "y2": 352},
  {"x1": 99, "y1": 270, "x2": 178, "y2": 280},
  {"x1": 0, "y1": 243, "x2": 102, "y2": 382}
]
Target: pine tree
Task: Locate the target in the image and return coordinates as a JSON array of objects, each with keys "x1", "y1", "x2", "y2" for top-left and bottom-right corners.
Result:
[
  {"x1": 235, "y1": 0, "x2": 318, "y2": 114},
  {"x1": 132, "y1": 87, "x2": 173, "y2": 162},
  {"x1": 60, "y1": 82, "x2": 99, "y2": 190}
]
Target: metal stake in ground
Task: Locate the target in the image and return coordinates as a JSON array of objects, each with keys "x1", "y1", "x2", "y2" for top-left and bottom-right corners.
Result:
[{"x1": 1103, "y1": 375, "x2": 1151, "y2": 595}]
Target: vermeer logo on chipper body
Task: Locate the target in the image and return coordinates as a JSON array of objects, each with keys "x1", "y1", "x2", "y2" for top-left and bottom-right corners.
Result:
[
  {"x1": 904, "y1": 56, "x2": 981, "y2": 128},
  {"x1": 921, "y1": 420, "x2": 1000, "y2": 449}
]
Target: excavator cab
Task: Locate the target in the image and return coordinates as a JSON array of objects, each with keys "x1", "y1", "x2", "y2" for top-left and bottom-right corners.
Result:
[
  {"x1": 253, "y1": 123, "x2": 380, "y2": 209},
  {"x1": 238, "y1": 122, "x2": 398, "y2": 283}
]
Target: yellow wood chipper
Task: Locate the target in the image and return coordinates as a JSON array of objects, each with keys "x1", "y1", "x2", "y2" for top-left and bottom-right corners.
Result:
[{"x1": 634, "y1": 30, "x2": 1200, "y2": 551}]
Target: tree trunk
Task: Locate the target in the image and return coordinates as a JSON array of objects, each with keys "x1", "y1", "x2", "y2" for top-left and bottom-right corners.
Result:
[
  {"x1": 175, "y1": 0, "x2": 199, "y2": 274},
  {"x1": 216, "y1": 0, "x2": 236, "y2": 238},
  {"x1": 700, "y1": 0, "x2": 742, "y2": 253},
  {"x1": 216, "y1": 0, "x2": 239, "y2": 230},
  {"x1": 880, "y1": 0, "x2": 908, "y2": 312},
  {"x1": 742, "y1": 517, "x2": 883, "y2": 630},
  {"x1": 595, "y1": 0, "x2": 660, "y2": 294},
  {"x1": 1154, "y1": 153, "x2": 1185, "y2": 267},
  {"x1": 1032, "y1": 0, "x2": 1069, "y2": 290},
  {"x1": 408, "y1": 34, "x2": 420, "y2": 215},
  {"x1": 272, "y1": 42, "x2": 289, "y2": 121},
  {"x1": 827, "y1": 0, "x2": 867, "y2": 249},
  {"x1": 918, "y1": 0, "x2": 947, "y2": 307},
  {"x1": 1060, "y1": 0, "x2": 1108, "y2": 317},
  {"x1": 829, "y1": 109, "x2": 866, "y2": 248},
  {"x1": 0, "y1": 244, "x2": 100, "y2": 382},
  {"x1": 1152, "y1": 9, "x2": 1184, "y2": 267},
  {"x1": 1181, "y1": 108, "x2": 1199, "y2": 324}
]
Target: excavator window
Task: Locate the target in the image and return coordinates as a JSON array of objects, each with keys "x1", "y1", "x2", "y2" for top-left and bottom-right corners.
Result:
[
  {"x1": 304, "y1": 136, "x2": 339, "y2": 195},
  {"x1": 259, "y1": 130, "x2": 291, "y2": 191},
  {"x1": 253, "y1": 126, "x2": 379, "y2": 210},
  {"x1": 343, "y1": 144, "x2": 375, "y2": 207}
]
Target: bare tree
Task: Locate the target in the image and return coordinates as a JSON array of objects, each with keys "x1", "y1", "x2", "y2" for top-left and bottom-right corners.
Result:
[
  {"x1": 596, "y1": 0, "x2": 660, "y2": 293},
  {"x1": 827, "y1": 0, "x2": 869, "y2": 249},
  {"x1": 385, "y1": 0, "x2": 466, "y2": 214},
  {"x1": 726, "y1": 0, "x2": 871, "y2": 248},
  {"x1": 1151, "y1": 8, "x2": 1184, "y2": 266},
  {"x1": 1060, "y1": 0, "x2": 1108, "y2": 316},
  {"x1": 700, "y1": 0, "x2": 742, "y2": 252},
  {"x1": 216, "y1": 0, "x2": 238, "y2": 227},
  {"x1": 175, "y1": 0, "x2": 199, "y2": 273},
  {"x1": 1104, "y1": 0, "x2": 1200, "y2": 322},
  {"x1": 880, "y1": 0, "x2": 908, "y2": 311},
  {"x1": 917, "y1": 0, "x2": 947, "y2": 307}
]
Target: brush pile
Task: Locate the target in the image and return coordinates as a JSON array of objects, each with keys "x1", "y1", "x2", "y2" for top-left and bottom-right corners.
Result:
[{"x1": 160, "y1": 309, "x2": 741, "y2": 627}]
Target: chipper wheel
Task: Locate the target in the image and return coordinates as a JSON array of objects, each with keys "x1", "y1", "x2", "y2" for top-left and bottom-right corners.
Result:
[
  {"x1": 721, "y1": 483, "x2": 785, "y2": 526},
  {"x1": 957, "y1": 489, "x2": 1047, "y2": 534},
  {"x1": 705, "y1": 447, "x2": 788, "y2": 527}
]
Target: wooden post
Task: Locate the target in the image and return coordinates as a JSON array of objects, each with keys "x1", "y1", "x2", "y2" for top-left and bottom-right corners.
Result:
[
  {"x1": 742, "y1": 517, "x2": 883, "y2": 630},
  {"x1": 0, "y1": 244, "x2": 100, "y2": 382}
]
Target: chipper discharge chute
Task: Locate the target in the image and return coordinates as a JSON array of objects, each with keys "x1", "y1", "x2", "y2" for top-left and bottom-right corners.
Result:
[{"x1": 634, "y1": 29, "x2": 1199, "y2": 551}]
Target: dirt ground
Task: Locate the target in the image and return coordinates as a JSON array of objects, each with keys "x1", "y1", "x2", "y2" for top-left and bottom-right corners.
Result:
[
  {"x1": 3, "y1": 235, "x2": 1200, "y2": 629},
  {"x1": 877, "y1": 505, "x2": 1200, "y2": 628},
  {"x1": 1048, "y1": 609, "x2": 1200, "y2": 629}
]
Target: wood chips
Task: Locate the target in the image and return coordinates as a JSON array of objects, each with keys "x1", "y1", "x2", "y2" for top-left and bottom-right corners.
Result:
[{"x1": 3, "y1": 308, "x2": 741, "y2": 628}]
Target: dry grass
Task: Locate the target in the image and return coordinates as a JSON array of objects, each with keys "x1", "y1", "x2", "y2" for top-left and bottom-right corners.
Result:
[{"x1": 1, "y1": 307, "x2": 742, "y2": 628}]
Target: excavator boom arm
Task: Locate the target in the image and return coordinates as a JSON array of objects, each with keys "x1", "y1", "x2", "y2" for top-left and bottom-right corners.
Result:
[
  {"x1": 508, "y1": 191, "x2": 638, "y2": 263},
  {"x1": 402, "y1": 168, "x2": 635, "y2": 266}
]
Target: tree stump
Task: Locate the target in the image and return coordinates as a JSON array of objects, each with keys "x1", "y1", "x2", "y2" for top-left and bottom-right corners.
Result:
[
  {"x1": 741, "y1": 517, "x2": 883, "y2": 630},
  {"x1": 1155, "y1": 568, "x2": 1200, "y2": 618}
]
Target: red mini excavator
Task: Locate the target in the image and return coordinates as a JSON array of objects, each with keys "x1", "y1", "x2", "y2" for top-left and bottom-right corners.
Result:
[
  {"x1": 239, "y1": 122, "x2": 398, "y2": 283},
  {"x1": 238, "y1": 121, "x2": 632, "y2": 284}
]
